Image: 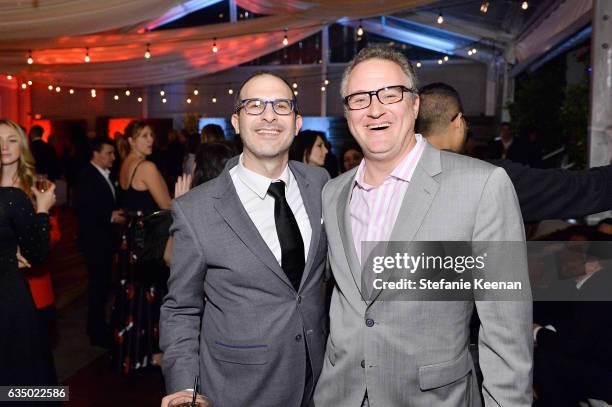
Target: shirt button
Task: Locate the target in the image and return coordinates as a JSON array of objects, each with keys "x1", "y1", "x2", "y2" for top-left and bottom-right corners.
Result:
[
  {"x1": 365, "y1": 318, "x2": 375, "y2": 327},
  {"x1": 360, "y1": 359, "x2": 366, "y2": 368},
  {"x1": 297, "y1": 295, "x2": 302, "y2": 303},
  {"x1": 295, "y1": 334, "x2": 302, "y2": 342}
]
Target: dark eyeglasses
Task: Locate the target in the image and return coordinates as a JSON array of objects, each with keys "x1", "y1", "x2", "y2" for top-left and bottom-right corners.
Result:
[
  {"x1": 343, "y1": 85, "x2": 417, "y2": 110},
  {"x1": 236, "y1": 98, "x2": 296, "y2": 116}
]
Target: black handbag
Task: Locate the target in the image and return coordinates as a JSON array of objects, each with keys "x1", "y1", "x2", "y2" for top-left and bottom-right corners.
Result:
[{"x1": 131, "y1": 210, "x2": 172, "y2": 262}]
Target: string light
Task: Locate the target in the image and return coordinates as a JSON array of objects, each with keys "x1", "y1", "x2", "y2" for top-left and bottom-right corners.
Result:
[
  {"x1": 144, "y1": 43, "x2": 151, "y2": 59},
  {"x1": 21, "y1": 83, "x2": 27, "y2": 89},
  {"x1": 468, "y1": 49, "x2": 473, "y2": 56},
  {"x1": 55, "y1": 86, "x2": 61, "y2": 92},
  {"x1": 114, "y1": 94, "x2": 119, "y2": 100},
  {"x1": 125, "y1": 89, "x2": 131, "y2": 96},
  {"x1": 480, "y1": 1, "x2": 489, "y2": 13},
  {"x1": 6, "y1": 75, "x2": 12, "y2": 80},
  {"x1": 282, "y1": 29, "x2": 289, "y2": 46},
  {"x1": 321, "y1": 86, "x2": 326, "y2": 92},
  {"x1": 137, "y1": 97, "x2": 143, "y2": 103},
  {"x1": 69, "y1": 89, "x2": 75, "y2": 94},
  {"x1": 438, "y1": 59, "x2": 443, "y2": 64},
  {"x1": 212, "y1": 97, "x2": 217, "y2": 103},
  {"x1": 27, "y1": 80, "x2": 32, "y2": 85},
  {"x1": 186, "y1": 97, "x2": 192, "y2": 104},
  {"x1": 228, "y1": 88, "x2": 234, "y2": 95},
  {"x1": 193, "y1": 89, "x2": 199, "y2": 95},
  {"x1": 292, "y1": 82, "x2": 298, "y2": 89},
  {"x1": 162, "y1": 98, "x2": 167, "y2": 104},
  {"x1": 91, "y1": 89, "x2": 97, "y2": 98},
  {"x1": 443, "y1": 55, "x2": 449, "y2": 62},
  {"x1": 521, "y1": 1, "x2": 528, "y2": 10},
  {"x1": 356, "y1": 20, "x2": 364, "y2": 37},
  {"x1": 27, "y1": 50, "x2": 34, "y2": 65},
  {"x1": 471, "y1": 48, "x2": 477, "y2": 54},
  {"x1": 212, "y1": 38, "x2": 218, "y2": 53},
  {"x1": 84, "y1": 48, "x2": 90, "y2": 63},
  {"x1": 416, "y1": 62, "x2": 422, "y2": 68},
  {"x1": 160, "y1": 89, "x2": 165, "y2": 97},
  {"x1": 293, "y1": 90, "x2": 298, "y2": 96},
  {"x1": 48, "y1": 84, "x2": 53, "y2": 90},
  {"x1": 436, "y1": 12, "x2": 444, "y2": 24},
  {"x1": 324, "y1": 79, "x2": 329, "y2": 85}
]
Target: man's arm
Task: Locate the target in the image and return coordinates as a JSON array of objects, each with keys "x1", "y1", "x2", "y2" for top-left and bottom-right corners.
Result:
[
  {"x1": 159, "y1": 199, "x2": 206, "y2": 393},
  {"x1": 472, "y1": 167, "x2": 533, "y2": 406},
  {"x1": 491, "y1": 159, "x2": 612, "y2": 222}
]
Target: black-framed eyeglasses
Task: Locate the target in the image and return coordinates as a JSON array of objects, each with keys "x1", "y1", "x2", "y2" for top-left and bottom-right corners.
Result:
[
  {"x1": 236, "y1": 98, "x2": 296, "y2": 116},
  {"x1": 343, "y1": 85, "x2": 417, "y2": 110}
]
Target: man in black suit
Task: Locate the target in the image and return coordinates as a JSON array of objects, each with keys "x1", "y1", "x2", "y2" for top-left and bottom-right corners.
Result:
[
  {"x1": 28, "y1": 125, "x2": 61, "y2": 181},
  {"x1": 74, "y1": 136, "x2": 125, "y2": 347},
  {"x1": 416, "y1": 82, "x2": 612, "y2": 222}
]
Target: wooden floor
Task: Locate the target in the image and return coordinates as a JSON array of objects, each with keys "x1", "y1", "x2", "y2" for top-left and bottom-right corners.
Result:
[{"x1": 49, "y1": 207, "x2": 166, "y2": 406}]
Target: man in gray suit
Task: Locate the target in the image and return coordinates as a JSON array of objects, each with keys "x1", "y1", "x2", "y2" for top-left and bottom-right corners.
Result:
[
  {"x1": 313, "y1": 46, "x2": 532, "y2": 406},
  {"x1": 160, "y1": 72, "x2": 329, "y2": 407}
]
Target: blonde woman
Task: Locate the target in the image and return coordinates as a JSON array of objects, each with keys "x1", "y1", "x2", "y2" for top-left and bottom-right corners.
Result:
[
  {"x1": 112, "y1": 120, "x2": 171, "y2": 374},
  {"x1": 0, "y1": 119, "x2": 36, "y2": 196}
]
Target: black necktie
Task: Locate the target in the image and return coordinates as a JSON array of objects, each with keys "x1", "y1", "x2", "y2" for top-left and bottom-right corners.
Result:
[{"x1": 268, "y1": 181, "x2": 305, "y2": 291}]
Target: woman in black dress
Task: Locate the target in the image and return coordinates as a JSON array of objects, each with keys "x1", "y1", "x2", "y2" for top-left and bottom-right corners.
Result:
[
  {"x1": 112, "y1": 121, "x2": 172, "y2": 374},
  {"x1": 0, "y1": 119, "x2": 57, "y2": 385}
]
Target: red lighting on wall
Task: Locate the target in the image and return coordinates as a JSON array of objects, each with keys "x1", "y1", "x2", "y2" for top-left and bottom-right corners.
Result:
[
  {"x1": 31, "y1": 120, "x2": 52, "y2": 142},
  {"x1": 108, "y1": 118, "x2": 136, "y2": 139}
]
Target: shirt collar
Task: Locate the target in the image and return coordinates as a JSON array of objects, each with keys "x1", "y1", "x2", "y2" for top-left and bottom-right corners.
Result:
[
  {"x1": 235, "y1": 153, "x2": 291, "y2": 199},
  {"x1": 91, "y1": 161, "x2": 110, "y2": 178},
  {"x1": 354, "y1": 133, "x2": 424, "y2": 190}
]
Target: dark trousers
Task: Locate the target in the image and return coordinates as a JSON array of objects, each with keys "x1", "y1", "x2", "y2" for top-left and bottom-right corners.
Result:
[{"x1": 84, "y1": 247, "x2": 112, "y2": 342}]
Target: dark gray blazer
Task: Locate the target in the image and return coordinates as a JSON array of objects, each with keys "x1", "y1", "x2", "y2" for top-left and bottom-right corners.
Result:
[{"x1": 160, "y1": 157, "x2": 329, "y2": 407}]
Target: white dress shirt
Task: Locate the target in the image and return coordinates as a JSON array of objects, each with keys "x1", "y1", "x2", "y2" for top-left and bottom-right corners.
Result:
[
  {"x1": 91, "y1": 161, "x2": 115, "y2": 200},
  {"x1": 230, "y1": 154, "x2": 311, "y2": 265}
]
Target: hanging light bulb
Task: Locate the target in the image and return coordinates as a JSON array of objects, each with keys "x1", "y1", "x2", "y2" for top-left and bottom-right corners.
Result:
[
  {"x1": 27, "y1": 50, "x2": 34, "y2": 65},
  {"x1": 84, "y1": 48, "x2": 91, "y2": 63},
  {"x1": 160, "y1": 89, "x2": 165, "y2": 97},
  {"x1": 137, "y1": 97, "x2": 143, "y2": 103},
  {"x1": 480, "y1": 1, "x2": 489, "y2": 13},
  {"x1": 443, "y1": 55, "x2": 449, "y2": 62},
  {"x1": 293, "y1": 90, "x2": 298, "y2": 96},
  {"x1": 48, "y1": 84, "x2": 53, "y2": 91},
  {"x1": 144, "y1": 43, "x2": 151, "y2": 59},
  {"x1": 356, "y1": 20, "x2": 364, "y2": 37},
  {"x1": 324, "y1": 79, "x2": 329, "y2": 86},
  {"x1": 186, "y1": 98, "x2": 192, "y2": 104},
  {"x1": 438, "y1": 59, "x2": 443, "y2": 64},
  {"x1": 27, "y1": 80, "x2": 32, "y2": 85},
  {"x1": 228, "y1": 88, "x2": 233, "y2": 95},
  {"x1": 212, "y1": 97, "x2": 217, "y2": 103},
  {"x1": 55, "y1": 86, "x2": 61, "y2": 92},
  {"x1": 193, "y1": 89, "x2": 199, "y2": 95},
  {"x1": 436, "y1": 12, "x2": 444, "y2": 24},
  {"x1": 21, "y1": 83, "x2": 27, "y2": 89},
  {"x1": 212, "y1": 38, "x2": 218, "y2": 53},
  {"x1": 91, "y1": 88, "x2": 97, "y2": 98},
  {"x1": 125, "y1": 89, "x2": 131, "y2": 96},
  {"x1": 416, "y1": 62, "x2": 422, "y2": 68},
  {"x1": 69, "y1": 89, "x2": 75, "y2": 94},
  {"x1": 162, "y1": 98, "x2": 167, "y2": 103},
  {"x1": 321, "y1": 86, "x2": 326, "y2": 92},
  {"x1": 6, "y1": 75, "x2": 12, "y2": 80},
  {"x1": 472, "y1": 48, "x2": 477, "y2": 54},
  {"x1": 292, "y1": 82, "x2": 298, "y2": 89},
  {"x1": 521, "y1": 1, "x2": 528, "y2": 10},
  {"x1": 114, "y1": 94, "x2": 119, "y2": 100},
  {"x1": 468, "y1": 49, "x2": 473, "y2": 56},
  {"x1": 282, "y1": 29, "x2": 289, "y2": 46}
]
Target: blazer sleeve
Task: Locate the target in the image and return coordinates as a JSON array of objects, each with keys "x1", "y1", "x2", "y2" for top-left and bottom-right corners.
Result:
[
  {"x1": 472, "y1": 167, "x2": 534, "y2": 406},
  {"x1": 493, "y1": 159, "x2": 612, "y2": 222},
  {"x1": 160, "y1": 199, "x2": 207, "y2": 394}
]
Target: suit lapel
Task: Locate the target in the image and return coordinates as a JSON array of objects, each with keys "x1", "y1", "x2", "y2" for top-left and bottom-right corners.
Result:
[
  {"x1": 289, "y1": 162, "x2": 320, "y2": 291},
  {"x1": 336, "y1": 174, "x2": 370, "y2": 302},
  {"x1": 212, "y1": 165, "x2": 294, "y2": 291},
  {"x1": 90, "y1": 163, "x2": 116, "y2": 204},
  {"x1": 367, "y1": 144, "x2": 441, "y2": 304}
]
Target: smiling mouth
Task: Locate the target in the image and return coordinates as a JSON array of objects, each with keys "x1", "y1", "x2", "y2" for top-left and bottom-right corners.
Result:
[
  {"x1": 366, "y1": 122, "x2": 391, "y2": 131},
  {"x1": 256, "y1": 128, "x2": 282, "y2": 136}
]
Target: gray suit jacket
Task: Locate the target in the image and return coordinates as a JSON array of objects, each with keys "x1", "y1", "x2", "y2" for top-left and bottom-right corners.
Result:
[
  {"x1": 160, "y1": 157, "x2": 330, "y2": 407},
  {"x1": 314, "y1": 143, "x2": 533, "y2": 407}
]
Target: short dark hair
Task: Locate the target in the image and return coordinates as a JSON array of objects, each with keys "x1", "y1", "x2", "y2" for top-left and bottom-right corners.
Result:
[
  {"x1": 89, "y1": 136, "x2": 115, "y2": 158},
  {"x1": 233, "y1": 71, "x2": 299, "y2": 115},
  {"x1": 29, "y1": 125, "x2": 44, "y2": 139},
  {"x1": 290, "y1": 130, "x2": 326, "y2": 163},
  {"x1": 192, "y1": 142, "x2": 236, "y2": 187},
  {"x1": 416, "y1": 82, "x2": 463, "y2": 136},
  {"x1": 201, "y1": 124, "x2": 225, "y2": 143}
]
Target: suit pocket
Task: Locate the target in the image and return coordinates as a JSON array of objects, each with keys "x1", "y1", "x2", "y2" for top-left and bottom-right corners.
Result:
[
  {"x1": 418, "y1": 348, "x2": 472, "y2": 390},
  {"x1": 210, "y1": 341, "x2": 269, "y2": 365}
]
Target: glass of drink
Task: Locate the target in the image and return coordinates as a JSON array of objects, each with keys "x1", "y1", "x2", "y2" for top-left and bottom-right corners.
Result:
[
  {"x1": 168, "y1": 394, "x2": 213, "y2": 407},
  {"x1": 35, "y1": 174, "x2": 49, "y2": 192}
]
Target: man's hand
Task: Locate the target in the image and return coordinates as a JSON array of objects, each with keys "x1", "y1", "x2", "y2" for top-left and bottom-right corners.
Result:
[
  {"x1": 16, "y1": 247, "x2": 31, "y2": 269},
  {"x1": 161, "y1": 390, "x2": 209, "y2": 407},
  {"x1": 174, "y1": 174, "x2": 192, "y2": 199},
  {"x1": 111, "y1": 209, "x2": 126, "y2": 224}
]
